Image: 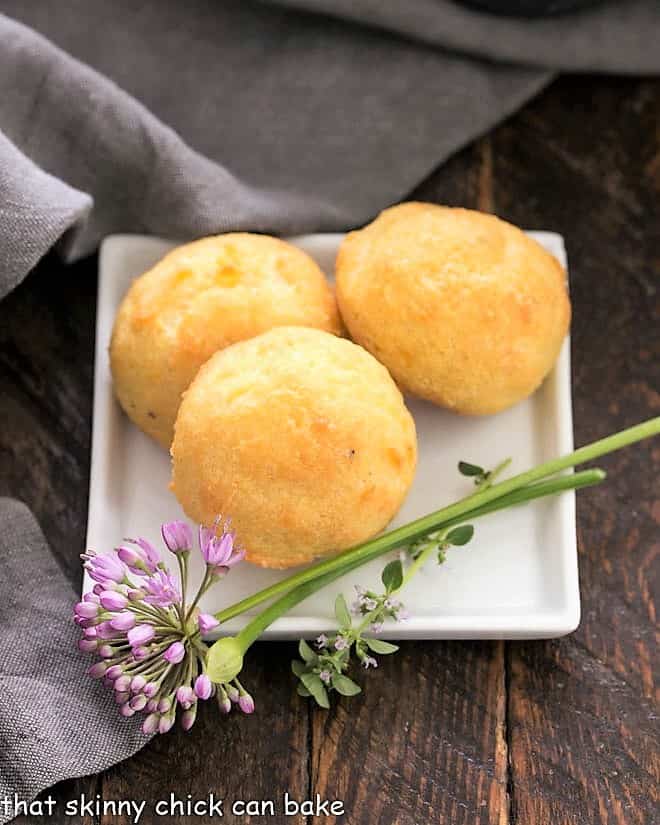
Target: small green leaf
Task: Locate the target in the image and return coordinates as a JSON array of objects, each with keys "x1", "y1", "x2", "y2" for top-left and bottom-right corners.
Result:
[
  {"x1": 336, "y1": 647, "x2": 351, "y2": 665},
  {"x1": 331, "y1": 674, "x2": 362, "y2": 696},
  {"x1": 364, "y1": 638, "x2": 399, "y2": 655},
  {"x1": 291, "y1": 659, "x2": 307, "y2": 677},
  {"x1": 300, "y1": 672, "x2": 330, "y2": 708},
  {"x1": 300, "y1": 671, "x2": 322, "y2": 691},
  {"x1": 458, "y1": 461, "x2": 484, "y2": 477},
  {"x1": 297, "y1": 683, "x2": 311, "y2": 697},
  {"x1": 381, "y1": 559, "x2": 403, "y2": 593},
  {"x1": 298, "y1": 639, "x2": 317, "y2": 663},
  {"x1": 334, "y1": 594, "x2": 351, "y2": 627},
  {"x1": 446, "y1": 524, "x2": 474, "y2": 546}
]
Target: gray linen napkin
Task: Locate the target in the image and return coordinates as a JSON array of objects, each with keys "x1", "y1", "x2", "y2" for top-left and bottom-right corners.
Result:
[
  {"x1": 0, "y1": 500, "x2": 147, "y2": 822},
  {"x1": 1, "y1": 0, "x2": 660, "y2": 819}
]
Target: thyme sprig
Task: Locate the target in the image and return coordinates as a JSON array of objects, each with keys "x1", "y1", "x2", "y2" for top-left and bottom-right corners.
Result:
[{"x1": 292, "y1": 517, "x2": 477, "y2": 706}]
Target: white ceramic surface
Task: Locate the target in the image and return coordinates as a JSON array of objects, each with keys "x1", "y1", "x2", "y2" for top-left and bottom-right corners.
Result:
[{"x1": 85, "y1": 232, "x2": 578, "y2": 639}]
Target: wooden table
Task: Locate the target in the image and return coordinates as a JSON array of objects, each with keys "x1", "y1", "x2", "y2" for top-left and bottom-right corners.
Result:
[{"x1": 1, "y1": 75, "x2": 658, "y2": 825}]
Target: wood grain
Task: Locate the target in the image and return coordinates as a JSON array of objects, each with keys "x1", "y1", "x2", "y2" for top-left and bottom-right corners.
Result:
[
  {"x1": 492, "y1": 75, "x2": 660, "y2": 825},
  {"x1": 310, "y1": 641, "x2": 508, "y2": 825},
  {"x1": 0, "y1": 253, "x2": 96, "y2": 582},
  {"x1": 0, "y1": 76, "x2": 658, "y2": 825}
]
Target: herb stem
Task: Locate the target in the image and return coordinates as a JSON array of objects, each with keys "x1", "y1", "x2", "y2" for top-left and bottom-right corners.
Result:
[
  {"x1": 227, "y1": 468, "x2": 605, "y2": 644},
  {"x1": 399, "y1": 528, "x2": 449, "y2": 591},
  {"x1": 215, "y1": 415, "x2": 658, "y2": 627},
  {"x1": 236, "y1": 569, "x2": 343, "y2": 648}
]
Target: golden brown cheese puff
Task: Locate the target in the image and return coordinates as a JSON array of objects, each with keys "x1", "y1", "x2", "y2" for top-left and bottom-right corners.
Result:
[
  {"x1": 110, "y1": 234, "x2": 342, "y2": 447},
  {"x1": 171, "y1": 327, "x2": 417, "y2": 569},
  {"x1": 336, "y1": 203, "x2": 571, "y2": 415}
]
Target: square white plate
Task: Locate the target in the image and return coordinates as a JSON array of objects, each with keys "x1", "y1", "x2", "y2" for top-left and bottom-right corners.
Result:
[{"x1": 86, "y1": 232, "x2": 577, "y2": 640}]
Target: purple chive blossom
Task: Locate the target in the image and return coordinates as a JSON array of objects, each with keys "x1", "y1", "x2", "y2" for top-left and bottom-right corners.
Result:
[
  {"x1": 217, "y1": 688, "x2": 232, "y2": 714},
  {"x1": 100, "y1": 591, "x2": 129, "y2": 611},
  {"x1": 238, "y1": 691, "x2": 255, "y2": 714},
  {"x1": 110, "y1": 611, "x2": 136, "y2": 631},
  {"x1": 143, "y1": 569, "x2": 180, "y2": 607},
  {"x1": 127, "y1": 537, "x2": 162, "y2": 570},
  {"x1": 131, "y1": 675, "x2": 147, "y2": 693},
  {"x1": 197, "y1": 613, "x2": 220, "y2": 634},
  {"x1": 142, "y1": 714, "x2": 159, "y2": 735},
  {"x1": 176, "y1": 686, "x2": 196, "y2": 709},
  {"x1": 115, "y1": 675, "x2": 132, "y2": 693},
  {"x1": 97, "y1": 621, "x2": 120, "y2": 640},
  {"x1": 82, "y1": 552, "x2": 126, "y2": 584},
  {"x1": 130, "y1": 695, "x2": 148, "y2": 711},
  {"x1": 161, "y1": 520, "x2": 193, "y2": 554},
  {"x1": 198, "y1": 522, "x2": 245, "y2": 572},
  {"x1": 77, "y1": 516, "x2": 251, "y2": 735},
  {"x1": 74, "y1": 601, "x2": 99, "y2": 619},
  {"x1": 163, "y1": 642, "x2": 186, "y2": 664},
  {"x1": 128, "y1": 624, "x2": 155, "y2": 648},
  {"x1": 194, "y1": 674, "x2": 213, "y2": 700},
  {"x1": 116, "y1": 537, "x2": 162, "y2": 575},
  {"x1": 87, "y1": 662, "x2": 107, "y2": 679},
  {"x1": 143, "y1": 682, "x2": 159, "y2": 698},
  {"x1": 78, "y1": 639, "x2": 98, "y2": 653},
  {"x1": 105, "y1": 664, "x2": 124, "y2": 680},
  {"x1": 116, "y1": 545, "x2": 148, "y2": 573},
  {"x1": 181, "y1": 707, "x2": 197, "y2": 730},
  {"x1": 157, "y1": 697, "x2": 172, "y2": 714}
]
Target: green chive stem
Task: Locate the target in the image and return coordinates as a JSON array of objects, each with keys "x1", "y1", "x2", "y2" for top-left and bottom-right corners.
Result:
[{"x1": 225, "y1": 468, "x2": 605, "y2": 638}]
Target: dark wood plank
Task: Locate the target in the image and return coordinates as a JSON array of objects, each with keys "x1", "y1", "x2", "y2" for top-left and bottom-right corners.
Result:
[
  {"x1": 310, "y1": 640, "x2": 508, "y2": 825},
  {"x1": 491, "y1": 75, "x2": 660, "y2": 825},
  {"x1": 0, "y1": 252, "x2": 97, "y2": 582}
]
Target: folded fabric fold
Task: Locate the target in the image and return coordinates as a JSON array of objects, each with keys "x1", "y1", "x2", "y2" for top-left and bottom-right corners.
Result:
[
  {"x1": 0, "y1": 130, "x2": 91, "y2": 300},
  {"x1": 0, "y1": 6, "x2": 549, "y2": 297},
  {"x1": 269, "y1": 0, "x2": 660, "y2": 74},
  {"x1": 0, "y1": 499, "x2": 148, "y2": 825}
]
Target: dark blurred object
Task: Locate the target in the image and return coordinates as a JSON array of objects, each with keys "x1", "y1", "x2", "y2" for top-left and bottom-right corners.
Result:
[{"x1": 456, "y1": 0, "x2": 604, "y2": 16}]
